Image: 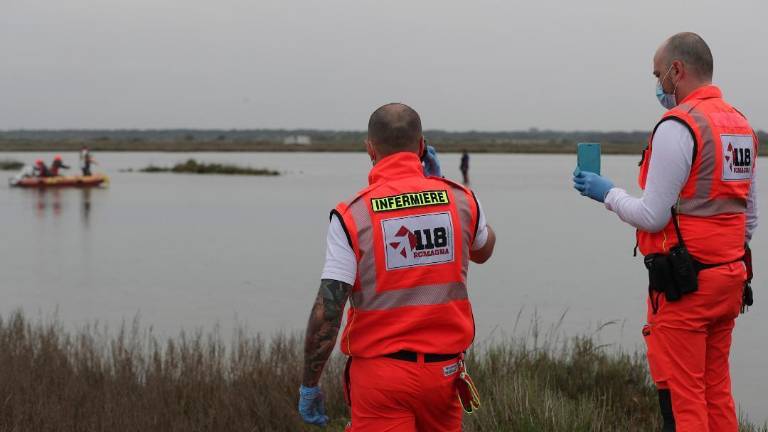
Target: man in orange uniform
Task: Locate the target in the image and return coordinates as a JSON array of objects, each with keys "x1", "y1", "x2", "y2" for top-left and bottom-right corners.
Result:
[
  {"x1": 573, "y1": 33, "x2": 757, "y2": 431},
  {"x1": 299, "y1": 103, "x2": 496, "y2": 431}
]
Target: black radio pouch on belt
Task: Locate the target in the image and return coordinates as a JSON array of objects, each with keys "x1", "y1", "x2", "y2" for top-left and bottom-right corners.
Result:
[
  {"x1": 645, "y1": 207, "x2": 699, "y2": 306},
  {"x1": 742, "y1": 243, "x2": 754, "y2": 313}
]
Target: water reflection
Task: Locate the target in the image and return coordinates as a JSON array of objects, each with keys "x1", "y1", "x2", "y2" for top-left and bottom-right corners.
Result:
[
  {"x1": 81, "y1": 188, "x2": 92, "y2": 227},
  {"x1": 31, "y1": 188, "x2": 95, "y2": 227},
  {"x1": 35, "y1": 189, "x2": 62, "y2": 217}
]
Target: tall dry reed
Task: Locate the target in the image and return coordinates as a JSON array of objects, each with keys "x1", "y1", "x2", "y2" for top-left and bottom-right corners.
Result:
[{"x1": 0, "y1": 311, "x2": 762, "y2": 432}]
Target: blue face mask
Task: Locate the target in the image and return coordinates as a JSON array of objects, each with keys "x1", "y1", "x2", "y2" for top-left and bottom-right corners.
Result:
[{"x1": 656, "y1": 65, "x2": 678, "y2": 109}]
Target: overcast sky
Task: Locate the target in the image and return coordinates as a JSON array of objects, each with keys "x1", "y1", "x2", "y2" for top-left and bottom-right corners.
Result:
[{"x1": 1, "y1": 0, "x2": 766, "y2": 131}]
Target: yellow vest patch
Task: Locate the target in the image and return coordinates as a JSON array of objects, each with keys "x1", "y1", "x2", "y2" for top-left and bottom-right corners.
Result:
[{"x1": 371, "y1": 190, "x2": 449, "y2": 213}]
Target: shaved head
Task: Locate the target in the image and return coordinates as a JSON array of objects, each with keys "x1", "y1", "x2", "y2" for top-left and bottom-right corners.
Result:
[
  {"x1": 658, "y1": 32, "x2": 714, "y2": 80},
  {"x1": 367, "y1": 103, "x2": 423, "y2": 156}
]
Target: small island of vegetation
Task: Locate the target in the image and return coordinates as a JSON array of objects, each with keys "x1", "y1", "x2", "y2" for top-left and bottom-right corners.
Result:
[
  {"x1": 0, "y1": 159, "x2": 24, "y2": 170},
  {"x1": 132, "y1": 159, "x2": 280, "y2": 176}
]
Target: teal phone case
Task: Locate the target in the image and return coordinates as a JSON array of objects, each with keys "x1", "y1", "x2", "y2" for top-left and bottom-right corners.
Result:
[{"x1": 577, "y1": 143, "x2": 601, "y2": 175}]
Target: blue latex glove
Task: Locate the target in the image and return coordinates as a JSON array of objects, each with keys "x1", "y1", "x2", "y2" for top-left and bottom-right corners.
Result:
[
  {"x1": 298, "y1": 385, "x2": 329, "y2": 427},
  {"x1": 422, "y1": 145, "x2": 442, "y2": 177},
  {"x1": 573, "y1": 168, "x2": 614, "y2": 203}
]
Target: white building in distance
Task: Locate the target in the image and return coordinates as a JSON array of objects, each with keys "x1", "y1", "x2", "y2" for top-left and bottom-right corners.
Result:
[{"x1": 283, "y1": 135, "x2": 312, "y2": 146}]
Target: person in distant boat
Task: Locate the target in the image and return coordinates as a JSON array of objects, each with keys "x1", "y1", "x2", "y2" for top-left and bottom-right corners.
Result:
[
  {"x1": 33, "y1": 159, "x2": 49, "y2": 177},
  {"x1": 49, "y1": 155, "x2": 70, "y2": 177},
  {"x1": 460, "y1": 149, "x2": 470, "y2": 185},
  {"x1": 80, "y1": 146, "x2": 95, "y2": 176}
]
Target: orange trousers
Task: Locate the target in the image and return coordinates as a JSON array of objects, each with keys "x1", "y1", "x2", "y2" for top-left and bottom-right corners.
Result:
[
  {"x1": 643, "y1": 262, "x2": 745, "y2": 432},
  {"x1": 344, "y1": 355, "x2": 463, "y2": 432}
]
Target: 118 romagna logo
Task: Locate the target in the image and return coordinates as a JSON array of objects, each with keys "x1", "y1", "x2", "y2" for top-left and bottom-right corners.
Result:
[
  {"x1": 381, "y1": 212, "x2": 455, "y2": 270},
  {"x1": 389, "y1": 226, "x2": 448, "y2": 258},
  {"x1": 721, "y1": 135, "x2": 754, "y2": 180}
]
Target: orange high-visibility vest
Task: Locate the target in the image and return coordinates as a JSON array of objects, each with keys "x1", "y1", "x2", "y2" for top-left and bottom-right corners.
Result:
[
  {"x1": 637, "y1": 85, "x2": 756, "y2": 264},
  {"x1": 334, "y1": 152, "x2": 479, "y2": 358}
]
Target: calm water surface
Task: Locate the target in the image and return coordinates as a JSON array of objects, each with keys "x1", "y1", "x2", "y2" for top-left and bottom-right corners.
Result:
[{"x1": 1, "y1": 151, "x2": 766, "y2": 422}]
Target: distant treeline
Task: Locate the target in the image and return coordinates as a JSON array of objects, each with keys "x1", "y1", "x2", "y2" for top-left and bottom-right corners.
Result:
[{"x1": 0, "y1": 129, "x2": 766, "y2": 155}]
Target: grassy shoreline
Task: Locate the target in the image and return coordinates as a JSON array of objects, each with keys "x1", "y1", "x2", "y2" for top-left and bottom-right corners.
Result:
[
  {"x1": 0, "y1": 139, "x2": 647, "y2": 154},
  {"x1": 1, "y1": 128, "x2": 765, "y2": 155},
  {"x1": 0, "y1": 310, "x2": 763, "y2": 431}
]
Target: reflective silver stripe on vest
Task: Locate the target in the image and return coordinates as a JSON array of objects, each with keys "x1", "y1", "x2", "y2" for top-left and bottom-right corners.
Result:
[
  {"x1": 347, "y1": 196, "x2": 376, "y2": 298},
  {"x1": 348, "y1": 185, "x2": 474, "y2": 312},
  {"x1": 677, "y1": 196, "x2": 747, "y2": 216},
  {"x1": 676, "y1": 105, "x2": 748, "y2": 216},
  {"x1": 352, "y1": 281, "x2": 467, "y2": 311},
  {"x1": 452, "y1": 185, "x2": 474, "y2": 282}
]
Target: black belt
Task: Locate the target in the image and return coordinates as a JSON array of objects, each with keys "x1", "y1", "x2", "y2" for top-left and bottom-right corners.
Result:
[
  {"x1": 644, "y1": 255, "x2": 743, "y2": 273},
  {"x1": 383, "y1": 350, "x2": 460, "y2": 363},
  {"x1": 692, "y1": 258, "x2": 743, "y2": 272}
]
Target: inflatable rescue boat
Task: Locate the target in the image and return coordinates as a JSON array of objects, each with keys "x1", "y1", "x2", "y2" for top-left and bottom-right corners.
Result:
[{"x1": 9, "y1": 174, "x2": 108, "y2": 188}]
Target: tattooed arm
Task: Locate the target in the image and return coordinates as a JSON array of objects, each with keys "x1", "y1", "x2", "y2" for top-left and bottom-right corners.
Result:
[{"x1": 302, "y1": 278, "x2": 352, "y2": 387}]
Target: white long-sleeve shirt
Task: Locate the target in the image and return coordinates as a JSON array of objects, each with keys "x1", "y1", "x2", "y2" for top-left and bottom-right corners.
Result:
[{"x1": 604, "y1": 119, "x2": 758, "y2": 241}]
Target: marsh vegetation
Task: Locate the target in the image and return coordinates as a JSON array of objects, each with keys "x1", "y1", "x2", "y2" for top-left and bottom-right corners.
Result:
[{"x1": 0, "y1": 311, "x2": 763, "y2": 431}]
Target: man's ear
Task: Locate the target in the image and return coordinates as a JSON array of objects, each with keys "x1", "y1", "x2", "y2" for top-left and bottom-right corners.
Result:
[
  {"x1": 418, "y1": 137, "x2": 426, "y2": 159},
  {"x1": 672, "y1": 59, "x2": 685, "y2": 82},
  {"x1": 366, "y1": 139, "x2": 376, "y2": 164}
]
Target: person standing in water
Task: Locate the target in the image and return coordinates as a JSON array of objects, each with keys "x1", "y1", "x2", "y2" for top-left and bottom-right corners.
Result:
[{"x1": 460, "y1": 149, "x2": 470, "y2": 185}]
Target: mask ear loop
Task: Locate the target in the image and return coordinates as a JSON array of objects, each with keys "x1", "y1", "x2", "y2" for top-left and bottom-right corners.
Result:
[
  {"x1": 662, "y1": 64, "x2": 680, "y2": 101},
  {"x1": 670, "y1": 68, "x2": 680, "y2": 101}
]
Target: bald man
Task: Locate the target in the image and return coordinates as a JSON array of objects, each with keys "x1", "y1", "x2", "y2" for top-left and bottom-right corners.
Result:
[
  {"x1": 573, "y1": 33, "x2": 757, "y2": 431},
  {"x1": 298, "y1": 103, "x2": 495, "y2": 431}
]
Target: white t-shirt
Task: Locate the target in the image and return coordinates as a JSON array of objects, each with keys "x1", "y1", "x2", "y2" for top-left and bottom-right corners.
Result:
[
  {"x1": 605, "y1": 119, "x2": 758, "y2": 240},
  {"x1": 321, "y1": 199, "x2": 489, "y2": 285}
]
